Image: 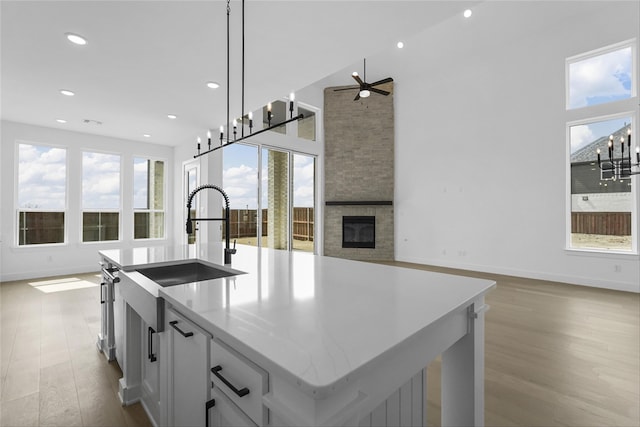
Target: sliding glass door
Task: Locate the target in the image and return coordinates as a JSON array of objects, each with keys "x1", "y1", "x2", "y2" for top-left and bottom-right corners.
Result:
[{"x1": 222, "y1": 144, "x2": 315, "y2": 253}]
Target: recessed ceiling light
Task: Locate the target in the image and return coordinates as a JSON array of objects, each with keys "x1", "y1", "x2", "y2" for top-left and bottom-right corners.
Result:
[
  {"x1": 397, "y1": 41, "x2": 404, "y2": 49},
  {"x1": 167, "y1": 114, "x2": 177, "y2": 119},
  {"x1": 60, "y1": 89, "x2": 75, "y2": 96},
  {"x1": 65, "y1": 32, "x2": 87, "y2": 45},
  {"x1": 143, "y1": 134, "x2": 151, "y2": 138},
  {"x1": 206, "y1": 81, "x2": 220, "y2": 89},
  {"x1": 56, "y1": 119, "x2": 67, "y2": 123},
  {"x1": 463, "y1": 9, "x2": 472, "y2": 18}
]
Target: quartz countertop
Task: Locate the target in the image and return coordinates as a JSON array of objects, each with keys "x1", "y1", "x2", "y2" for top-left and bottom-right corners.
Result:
[{"x1": 108, "y1": 244, "x2": 495, "y2": 397}]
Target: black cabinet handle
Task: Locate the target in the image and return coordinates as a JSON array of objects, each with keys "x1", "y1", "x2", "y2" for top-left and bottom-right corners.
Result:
[
  {"x1": 211, "y1": 365, "x2": 250, "y2": 397},
  {"x1": 205, "y1": 398, "x2": 215, "y2": 427},
  {"x1": 148, "y1": 327, "x2": 157, "y2": 362},
  {"x1": 169, "y1": 320, "x2": 194, "y2": 338},
  {"x1": 100, "y1": 282, "x2": 105, "y2": 304}
]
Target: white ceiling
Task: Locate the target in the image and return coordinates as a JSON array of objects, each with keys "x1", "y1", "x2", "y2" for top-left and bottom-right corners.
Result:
[{"x1": 1, "y1": 0, "x2": 478, "y2": 147}]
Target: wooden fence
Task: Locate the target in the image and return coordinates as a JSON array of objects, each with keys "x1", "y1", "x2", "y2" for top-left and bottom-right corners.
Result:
[
  {"x1": 571, "y1": 212, "x2": 631, "y2": 236},
  {"x1": 226, "y1": 208, "x2": 314, "y2": 241}
]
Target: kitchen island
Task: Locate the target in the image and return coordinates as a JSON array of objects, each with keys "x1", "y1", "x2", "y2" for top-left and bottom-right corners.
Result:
[{"x1": 100, "y1": 244, "x2": 495, "y2": 426}]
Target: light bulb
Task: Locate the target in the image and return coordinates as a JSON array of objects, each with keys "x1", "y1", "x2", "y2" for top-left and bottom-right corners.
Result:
[
  {"x1": 66, "y1": 32, "x2": 87, "y2": 45},
  {"x1": 207, "y1": 130, "x2": 211, "y2": 138},
  {"x1": 463, "y1": 9, "x2": 472, "y2": 18},
  {"x1": 248, "y1": 111, "x2": 253, "y2": 120},
  {"x1": 352, "y1": 71, "x2": 359, "y2": 77},
  {"x1": 360, "y1": 89, "x2": 371, "y2": 98},
  {"x1": 289, "y1": 92, "x2": 295, "y2": 101},
  {"x1": 397, "y1": 41, "x2": 404, "y2": 49},
  {"x1": 220, "y1": 125, "x2": 224, "y2": 132}
]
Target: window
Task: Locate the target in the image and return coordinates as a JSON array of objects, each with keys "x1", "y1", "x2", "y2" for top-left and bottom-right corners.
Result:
[
  {"x1": 567, "y1": 40, "x2": 637, "y2": 253},
  {"x1": 569, "y1": 117, "x2": 633, "y2": 251},
  {"x1": 134, "y1": 157, "x2": 165, "y2": 239},
  {"x1": 82, "y1": 152, "x2": 120, "y2": 242},
  {"x1": 222, "y1": 143, "x2": 259, "y2": 246},
  {"x1": 263, "y1": 100, "x2": 287, "y2": 134},
  {"x1": 292, "y1": 153, "x2": 315, "y2": 252},
  {"x1": 297, "y1": 106, "x2": 317, "y2": 142},
  {"x1": 17, "y1": 143, "x2": 66, "y2": 245}
]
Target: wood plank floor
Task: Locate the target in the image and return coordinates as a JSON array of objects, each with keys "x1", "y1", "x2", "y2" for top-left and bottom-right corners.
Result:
[
  {"x1": 0, "y1": 273, "x2": 151, "y2": 427},
  {"x1": 2, "y1": 265, "x2": 639, "y2": 426},
  {"x1": 382, "y1": 262, "x2": 640, "y2": 427}
]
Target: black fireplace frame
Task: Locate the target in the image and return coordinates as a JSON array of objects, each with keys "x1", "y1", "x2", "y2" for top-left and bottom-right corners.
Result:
[{"x1": 342, "y1": 216, "x2": 376, "y2": 249}]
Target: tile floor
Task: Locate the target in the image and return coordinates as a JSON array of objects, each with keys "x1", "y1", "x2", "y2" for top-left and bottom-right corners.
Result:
[{"x1": 0, "y1": 273, "x2": 151, "y2": 427}]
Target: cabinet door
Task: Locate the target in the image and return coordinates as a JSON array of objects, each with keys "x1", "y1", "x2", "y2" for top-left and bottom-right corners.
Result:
[
  {"x1": 167, "y1": 308, "x2": 211, "y2": 427},
  {"x1": 141, "y1": 320, "x2": 160, "y2": 425},
  {"x1": 113, "y1": 284, "x2": 124, "y2": 364},
  {"x1": 208, "y1": 388, "x2": 257, "y2": 427}
]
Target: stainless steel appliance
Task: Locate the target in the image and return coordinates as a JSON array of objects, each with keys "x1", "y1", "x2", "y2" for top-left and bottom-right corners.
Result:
[{"x1": 97, "y1": 258, "x2": 119, "y2": 361}]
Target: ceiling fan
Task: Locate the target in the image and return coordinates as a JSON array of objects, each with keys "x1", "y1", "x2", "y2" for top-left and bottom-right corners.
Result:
[{"x1": 334, "y1": 58, "x2": 393, "y2": 101}]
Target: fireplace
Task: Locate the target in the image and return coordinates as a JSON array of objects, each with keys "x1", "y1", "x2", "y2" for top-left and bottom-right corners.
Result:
[{"x1": 342, "y1": 216, "x2": 375, "y2": 248}]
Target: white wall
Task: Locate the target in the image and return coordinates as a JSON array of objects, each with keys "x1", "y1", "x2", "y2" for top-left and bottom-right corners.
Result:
[
  {"x1": 0, "y1": 120, "x2": 174, "y2": 281},
  {"x1": 390, "y1": 1, "x2": 639, "y2": 292}
]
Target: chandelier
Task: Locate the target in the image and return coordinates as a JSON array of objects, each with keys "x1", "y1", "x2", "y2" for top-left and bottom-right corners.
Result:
[
  {"x1": 597, "y1": 128, "x2": 639, "y2": 180},
  {"x1": 194, "y1": 0, "x2": 303, "y2": 159}
]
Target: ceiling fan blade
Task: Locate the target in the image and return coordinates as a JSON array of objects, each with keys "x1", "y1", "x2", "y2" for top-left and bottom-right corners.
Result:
[
  {"x1": 334, "y1": 86, "x2": 358, "y2": 91},
  {"x1": 370, "y1": 87, "x2": 390, "y2": 96},
  {"x1": 352, "y1": 74, "x2": 364, "y2": 86},
  {"x1": 354, "y1": 92, "x2": 361, "y2": 101},
  {"x1": 370, "y1": 77, "x2": 394, "y2": 86}
]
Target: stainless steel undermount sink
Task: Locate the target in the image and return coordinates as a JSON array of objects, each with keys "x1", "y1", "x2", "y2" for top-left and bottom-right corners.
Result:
[{"x1": 136, "y1": 261, "x2": 244, "y2": 287}]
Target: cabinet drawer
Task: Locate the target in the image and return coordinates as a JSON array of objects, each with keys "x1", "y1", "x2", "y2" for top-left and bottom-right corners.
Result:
[
  {"x1": 208, "y1": 388, "x2": 257, "y2": 427},
  {"x1": 210, "y1": 339, "x2": 267, "y2": 425}
]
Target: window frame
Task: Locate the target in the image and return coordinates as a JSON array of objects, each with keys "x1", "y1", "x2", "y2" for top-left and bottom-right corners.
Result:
[
  {"x1": 565, "y1": 39, "x2": 637, "y2": 111},
  {"x1": 565, "y1": 39, "x2": 639, "y2": 255},
  {"x1": 14, "y1": 140, "x2": 68, "y2": 247},
  {"x1": 133, "y1": 156, "x2": 167, "y2": 240},
  {"x1": 80, "y1": 150, "x2": 122, "y2": 243}
]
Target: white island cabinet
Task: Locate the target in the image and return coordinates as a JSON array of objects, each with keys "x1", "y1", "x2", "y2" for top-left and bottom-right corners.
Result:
[
  {"x1": 159, "y1": 246, "x2": 495, "y2": 427},
  {"x1": 102, "y1": 244, "x2": 495, "y2": 427}
]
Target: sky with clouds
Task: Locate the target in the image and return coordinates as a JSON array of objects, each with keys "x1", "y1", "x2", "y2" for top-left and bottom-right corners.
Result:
[
  {"x1": 569, "y1": 46, "x2": 632, "y2": 110},
  {"x1": 18, "y1": 144, "x2": 66, "y2": 209},
  {"x1": 569, "y1": 45, "x2": 633, "y2": 153},
  {"x1": 82, "y1": 152, "x2": 120, "y2": 209}
]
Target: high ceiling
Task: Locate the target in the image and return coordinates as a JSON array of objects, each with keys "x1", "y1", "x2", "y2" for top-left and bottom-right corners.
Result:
[{"x1": 1, "y1": 1, "x2": 478, "y2": 147}]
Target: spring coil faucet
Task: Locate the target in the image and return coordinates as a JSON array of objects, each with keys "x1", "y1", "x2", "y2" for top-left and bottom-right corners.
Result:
[{"x1": 186, "y1": 184, "x2": 236, "y2": 265}]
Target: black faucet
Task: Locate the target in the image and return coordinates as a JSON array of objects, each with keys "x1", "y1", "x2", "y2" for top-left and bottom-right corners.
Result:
[{"x1": 186, "y1": 184, "x2": 237, "y2": 265}]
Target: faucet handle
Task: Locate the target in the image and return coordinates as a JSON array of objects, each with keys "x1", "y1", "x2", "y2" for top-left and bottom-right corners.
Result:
[{"x1": 231, "y1": 239, "x2": 237, "y2": 254}]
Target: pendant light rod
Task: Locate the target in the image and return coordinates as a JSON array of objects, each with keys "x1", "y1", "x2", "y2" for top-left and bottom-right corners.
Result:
[
  {"x1": 196, "y1": 0, "x2": 303, "y2": 156},
  {"x1": 194, "y1": 114, "x2": 304, "y2": 159},
  {"x1": 241, "y1": 0, "x2": 245, "y2": 138},
  {"x1": 226, "y1": 0, "x2": 230, "y2": 144}
]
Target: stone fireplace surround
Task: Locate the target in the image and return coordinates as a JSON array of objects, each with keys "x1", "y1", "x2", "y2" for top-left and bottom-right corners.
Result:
[{"x1": 323, "y1": 83, "x2": 394, "y2": 261}]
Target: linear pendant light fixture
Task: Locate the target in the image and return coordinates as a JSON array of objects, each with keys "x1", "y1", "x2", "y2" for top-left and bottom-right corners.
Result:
[
  {"x1": 596, "y1": 128, "x2": 639, "y2": 180},
  {"x1": 194, "y1": 0, "x2": 303, "y2": 159}
]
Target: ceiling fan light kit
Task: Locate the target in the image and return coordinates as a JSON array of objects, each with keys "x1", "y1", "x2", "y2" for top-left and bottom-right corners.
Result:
[{"x1": 334, "y1": 58, "x2": 393, "y2": 101}]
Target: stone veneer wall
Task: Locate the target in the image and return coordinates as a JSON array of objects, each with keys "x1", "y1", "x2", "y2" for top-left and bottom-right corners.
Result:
[{"x1": 323, "y1": 83, "x2": 394, "y2": 261}]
